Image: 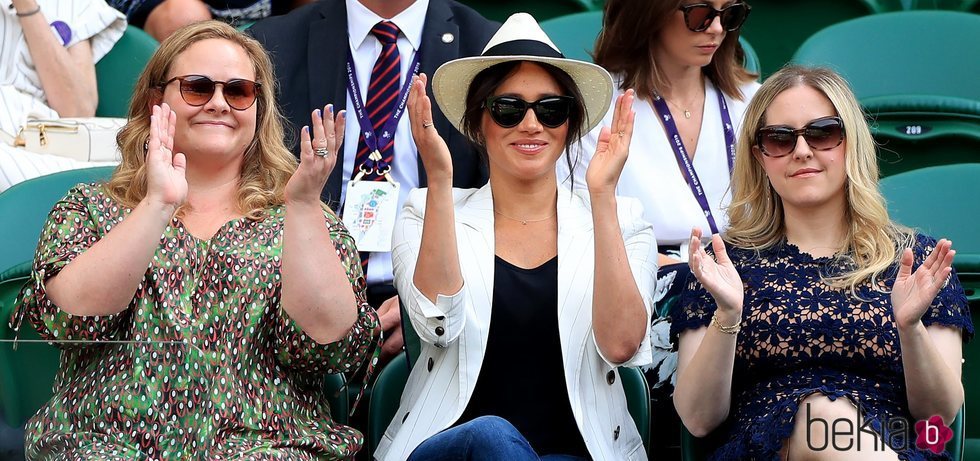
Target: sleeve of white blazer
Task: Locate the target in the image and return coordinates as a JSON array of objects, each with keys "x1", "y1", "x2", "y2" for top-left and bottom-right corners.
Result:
[
  {"x1": 391, "y1": 188, "x2": 467, "y2": 348},
  {"x1": 594, "y1": 195, "x2": 659, "y2": 368}
]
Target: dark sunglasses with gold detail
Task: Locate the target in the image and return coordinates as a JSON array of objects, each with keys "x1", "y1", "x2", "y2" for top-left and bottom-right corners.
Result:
[
  {"x1": 160, "y1": 75, "x2": 261, "y2": 111},
  {"x1": 678, "y1": 2, "x2": 751, "y2": 33}
]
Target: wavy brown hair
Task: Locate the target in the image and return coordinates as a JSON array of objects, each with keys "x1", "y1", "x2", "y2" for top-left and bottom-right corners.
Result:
[
  {"x1": 594, "y1": 0, "x2": 756, "y2": 100},
  {"x1": 726, "y1": 65, "x2": 912, "y2": 294},
  {"x1": 106, "y1": 20, "x2": 297, "y2": 220}
]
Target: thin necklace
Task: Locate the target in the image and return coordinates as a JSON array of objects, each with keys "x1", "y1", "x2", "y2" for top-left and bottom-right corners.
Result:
[
  {"x1": 493, "y1": 208, "x2": 557, "y2": 225},
  {"x1": 665, "y1": 97, "x2": 700, "y2": 119}
]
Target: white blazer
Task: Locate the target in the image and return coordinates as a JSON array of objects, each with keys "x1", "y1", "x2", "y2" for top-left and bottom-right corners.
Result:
[{"x1": 376, "y1": 184, "x2": 658, "y2": 461}]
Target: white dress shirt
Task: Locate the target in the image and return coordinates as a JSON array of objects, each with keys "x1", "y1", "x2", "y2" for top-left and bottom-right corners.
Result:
[
  {"x1": 342, "y1": 0, "x2": 428, "y2": 285},
  {"x1": 560, "y1": 76, "x2": 760, "y2": 255}
]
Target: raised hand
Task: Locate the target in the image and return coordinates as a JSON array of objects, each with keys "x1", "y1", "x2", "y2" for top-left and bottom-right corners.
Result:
[
  {"x1": 145, "y1": 103, "x2": 187, "y2": 210},
  {"x1": 892, "y1": 239, "x2": 955, "y2": 329},
  {"x1": 286, "y1": 104, "x2": 345, "y2": 205},
  {"x1": 688, "y1": 228, "x2": 744, "y2": 314},
  {"x1": 406, "y1": 74, "x2": 453, "y2": 183},
  {"x1": 586, "y1": 89, "x2": 635, "y2": 195}
]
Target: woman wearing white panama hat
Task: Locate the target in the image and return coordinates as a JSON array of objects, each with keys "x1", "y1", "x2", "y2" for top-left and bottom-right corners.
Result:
[{"x1": 378, "y1": 13, "x2": 657, "y2": 461}]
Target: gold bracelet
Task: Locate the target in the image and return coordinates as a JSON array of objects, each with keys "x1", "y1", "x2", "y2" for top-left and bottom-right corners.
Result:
[
  {"x1": 711, "y1": 313, "x2": 741, "y2": 335},
  {"x1": 16, "y1": 4, "x2": 41, "y2": 17}
]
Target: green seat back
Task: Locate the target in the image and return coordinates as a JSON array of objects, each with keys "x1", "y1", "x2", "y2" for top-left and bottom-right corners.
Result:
[
  {"x1": 792, "y1": 11, "x2": 980, "y2": 102},
  {"x1": 874, "y1": 0, "x2": 978, "y2": 10},
  {"x1": 740, "y1": 0, "x2": 877, "y2": 77},
  {"x1": 880, "y1": 164, "x2": 980, "y2": 277},
  {"x1": 0, "y1": 167, "x2": 115, "y2": 274},
  {"x1": 539, "y1": 11, "x2": 761, "y2": 76},
  {"x1": 0, "y1": 262, "x2": 59, "y2": 427},
  {"x1": 367, "y1": 351, "x2": 651, "y2": 456},
  {"x1": 95, "y1": 26, "x2": 159, "y2": 117},
  {"x1": 862, "y1": 95, "x2": 980, "y2": 178},
  {"x1": 459, "y1": 0, "x2": 595, "y2": 23}
]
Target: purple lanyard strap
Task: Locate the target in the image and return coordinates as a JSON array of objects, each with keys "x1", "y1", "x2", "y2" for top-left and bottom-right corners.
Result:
[
  {"x1": 650, "y1": 85, "x2": 735, "y2": 235},
  {"x1": 345, "y1": 47, "x2": 422, "y2": 175}
]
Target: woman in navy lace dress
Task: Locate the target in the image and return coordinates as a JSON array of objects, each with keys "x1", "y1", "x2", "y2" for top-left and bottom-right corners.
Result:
[{"x1": 671, "y1": 65, "x2": 973, "y2": 460}]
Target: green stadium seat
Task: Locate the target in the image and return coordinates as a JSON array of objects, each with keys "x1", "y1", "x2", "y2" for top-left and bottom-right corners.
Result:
[
  {"x1": 367, "y1": 351, "x2": 651, "y2": 456},
  {"x1": 539, "y1": 11, "x2": 761, "y2": 75},
  {"x1": 0, "y1": 261, "x2": 57, "y2": 428},
  {"x1": 95, "y1": 25, "x2": 159, "y2": 118},
  {"x1": 874, "y1": 0, "x2": 978, "y2": 10},
  {"x1": 0, "y1": 166, "x2": 116, "y2": 274},
  {"x1": 792, "y1": 11, "x2": 980, "y2": 102},
  {"x1": 862, "y1": 95, "x2": 980, "y2": 178},
  {"x1": 739, "y1": 0, "x2": 878, "y2": 77},
  {"x1": 459, "y1": 0, "x2": 595, "y2": 23}
]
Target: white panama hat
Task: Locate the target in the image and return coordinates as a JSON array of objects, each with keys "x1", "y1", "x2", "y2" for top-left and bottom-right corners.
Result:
[{"x1": 432, "y1": 13, "x2": 614, "y2": 138}]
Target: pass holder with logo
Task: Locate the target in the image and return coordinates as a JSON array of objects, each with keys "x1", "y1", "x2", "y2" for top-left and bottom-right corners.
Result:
[{"x1": 342, "y1": 151, "x2": 400, "y2": 252}]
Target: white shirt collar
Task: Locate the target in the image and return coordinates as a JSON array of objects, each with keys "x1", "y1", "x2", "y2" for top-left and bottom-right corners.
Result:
[{"x1": 346, "y1": 0, "x2": 428, "y2": 52}]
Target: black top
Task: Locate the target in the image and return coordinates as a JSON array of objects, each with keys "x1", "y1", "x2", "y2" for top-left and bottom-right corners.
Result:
[{"x1": 457, "y1": 255, "x2": 589, "y2": 458}]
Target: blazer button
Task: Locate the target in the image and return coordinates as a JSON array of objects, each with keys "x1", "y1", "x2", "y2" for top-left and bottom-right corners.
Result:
[
  {"x1": 613, "y1": 425, "x2": 621, "y2": 440},
  {"x1": 427, "y1": 357, "x2": 434, "y2": 371},
  {"x1": 402, "y1": 411, "x2": 410, "y2": 423},
  {"x1": 435, "y1": 326, "x2": 445, "y2": 336},
  {"x1": 606, "y1": 370, "x2": 616, "y2": 385}
]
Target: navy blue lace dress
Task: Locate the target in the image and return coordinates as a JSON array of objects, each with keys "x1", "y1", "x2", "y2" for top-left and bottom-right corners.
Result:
[{"x1": 671, "y1": 234, "x2": 973, "y2": 460}]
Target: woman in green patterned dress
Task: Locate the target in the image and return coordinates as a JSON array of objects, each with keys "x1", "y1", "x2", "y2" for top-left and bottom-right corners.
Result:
[{"x1": 13, "y1": 21, "x2": 381, "y2": 459}]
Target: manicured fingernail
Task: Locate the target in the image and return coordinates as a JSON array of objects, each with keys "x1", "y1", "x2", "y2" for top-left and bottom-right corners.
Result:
[
  {"x1": 303, "y1": 125, "x2": 309, "y2": 133},
  {"x1": 339, "y1": 110, "x2": 346, "y2": 118},
  {"x1": 315, "y1": 109, "x2": 321, "y2": 117},
  {"x1": 327, "y1": 104, "x2": 333, "y2": 113}
]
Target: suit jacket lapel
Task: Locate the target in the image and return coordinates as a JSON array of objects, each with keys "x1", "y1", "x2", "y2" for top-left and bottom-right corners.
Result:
[
  {"x1": 308, "y1": 0, "x2": 352, "y2": 203},
  {"x1": 416, "y1": 0, "x2": 459, "y2": 187}
]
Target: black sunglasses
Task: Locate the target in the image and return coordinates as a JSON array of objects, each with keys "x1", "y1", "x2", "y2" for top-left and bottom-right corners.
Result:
[
  {"x1": 160, "y1": 75, "x2": 261, "y2": 111},
  {"x1": 485, "y1": 95, "x2": 574, "y2": 128},
  {"x1": 678, "y1": 2, "x2": 751, "y2": 32},
  {"x1": 756, "y1": 116, "x2": 845, "y2": 158}
]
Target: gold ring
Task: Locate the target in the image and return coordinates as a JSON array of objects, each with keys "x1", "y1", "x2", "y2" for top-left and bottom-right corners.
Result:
[
  {"x1": 314, "y1": 147, "x2": 329, "y2": 157},
  {"x1": 618, "y1": 131, "x2": 625, "y2": 138}
]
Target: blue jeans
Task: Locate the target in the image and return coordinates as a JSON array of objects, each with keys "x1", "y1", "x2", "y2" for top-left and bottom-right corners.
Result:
[{"x1": 406, "y1": 416, "x2": 588, "y2": 461}]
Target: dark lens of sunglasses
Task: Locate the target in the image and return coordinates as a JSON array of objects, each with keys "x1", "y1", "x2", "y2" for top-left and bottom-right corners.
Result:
[
  {"x1": 533, "y1": 98, "x2": 571, "y2": 127},
  {"x1": 685, "y1": 5, "x2": 715, "y2": 31},
  {"x1": 804, "y1": 119, "x2": 843, "y2": 150},
  {"x1": 490, "y1": 99, "x2": 527, "y2": 127},
  {"x1": 223, "y1": 80, "x2": 258, "y2": 110},
  {"x1": 760, "y1": 130, "x2": 796, "y2": 156},
  {"x1": 720, "y1": 4, "x2": 748, "y2": 30},
  {"x1": 180, "y1": 77, "x2": 216, "y2": 106}
]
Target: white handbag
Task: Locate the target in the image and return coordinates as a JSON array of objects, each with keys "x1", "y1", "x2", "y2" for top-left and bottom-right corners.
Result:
[{"x1": 14, "y1": 117, "x2": 126, "y2": 162}]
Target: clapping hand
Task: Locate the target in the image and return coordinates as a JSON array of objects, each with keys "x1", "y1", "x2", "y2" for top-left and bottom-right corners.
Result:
[
  {"x1": 688, "y1": 228, "x2": 744, "y2": 314},
  {"x1": 145, "y1": 103, "x2": 187, "y2": 210},
  {"x1": 891, "y1": 239, "x2": 955, "y2": 330},
  {"x1": 286, "y1": 105, "x2": 345, "y2": 205},
  {"x1": 586, "y1": 89, "x2": 635, "y2": 195},
  {"x1": 406, "y1": 74, "x2": 453, "y2": 183}
]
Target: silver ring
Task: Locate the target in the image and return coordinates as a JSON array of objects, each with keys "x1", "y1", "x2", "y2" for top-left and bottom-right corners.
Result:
[
  {"x1": 314, "y1": 147, "x2": 329, "y2": 157},
  {"x1": 422, "y1": 121, "x2": 434, "y2": 129}
]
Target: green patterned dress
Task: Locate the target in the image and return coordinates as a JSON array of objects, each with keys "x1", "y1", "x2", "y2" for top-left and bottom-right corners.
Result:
[{"x1": 13, "y1": 184, "x2": 381, "y2": 460}]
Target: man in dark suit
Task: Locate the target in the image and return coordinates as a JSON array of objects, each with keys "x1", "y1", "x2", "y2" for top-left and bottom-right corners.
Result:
[{"x1": 249, "y1": 0, "x2": 496, "y2": 360}]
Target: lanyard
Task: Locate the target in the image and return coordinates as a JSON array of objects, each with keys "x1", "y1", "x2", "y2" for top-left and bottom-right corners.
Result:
[
  {"x1": 345, "y1": 47, "x2": 421, "y2": 175},
  {"x1": 651, "y1": 85, "x2": 736, "y2": 235}
]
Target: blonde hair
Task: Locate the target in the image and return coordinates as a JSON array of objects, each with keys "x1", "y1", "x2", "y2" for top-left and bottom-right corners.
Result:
[
  {"x1": 726, "y1": 65, "x2": 912, "y2": 293},
  {"x1": 106, "y1": 21, "x2": 298, "y2": 220}
]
